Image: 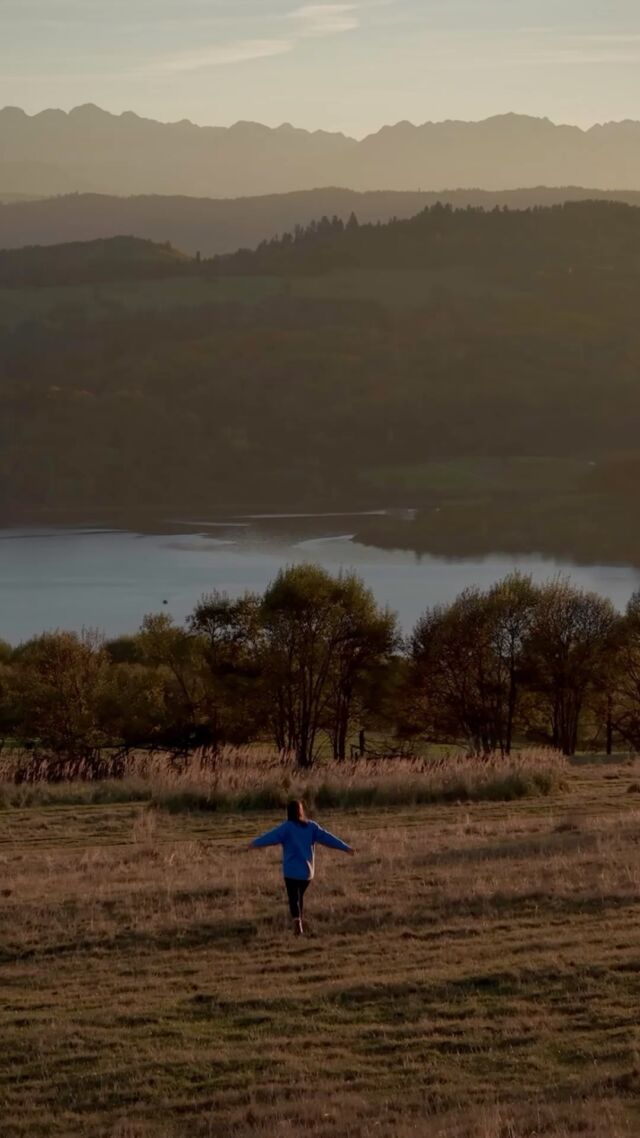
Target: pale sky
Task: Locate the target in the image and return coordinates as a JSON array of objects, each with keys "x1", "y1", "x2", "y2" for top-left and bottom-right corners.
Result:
[{"x1": 2, "y1": 0, "x2": 640, "y2": 136}]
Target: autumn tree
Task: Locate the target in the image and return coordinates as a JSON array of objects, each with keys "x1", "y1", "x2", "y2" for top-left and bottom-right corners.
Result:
[
  {"x1": 8, "y1": 629, "x2": 112, "y2": 767},
  {"x1": 610, "y1": 592, "x2": 640, "y2": 751},
  {"x1": 524, "y1": 579, "x2": 617, "y2": 755},
  {"x1": 411, "y1": 575, "x2": 538, "y2": 754},
  {"x1": 137, "y1": 613, "x2": 211, "y2": 755},
  {"x1": 412, "y1": 590, "x2": 503, "y2": 754},
  {"x1": 261, "y1": 565, "x2": 396, "y2": 767},
  {"x1": 324, "y1": 575, "x2": 399, "y2": 760},
  {"x1": 487, "y1": 573, "x2": 539, "y2": 754},
  {"x1": 0, "y1": 639, "x2": 16, "y2": 747},
  {"x1": 189, "y1": 591, "x2": 267, "y2": 745}
]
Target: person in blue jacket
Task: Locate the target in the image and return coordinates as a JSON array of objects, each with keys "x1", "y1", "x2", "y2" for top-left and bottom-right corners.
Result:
[{"x1": 248, "y1": 799, "x2": 354, "y2": 935}]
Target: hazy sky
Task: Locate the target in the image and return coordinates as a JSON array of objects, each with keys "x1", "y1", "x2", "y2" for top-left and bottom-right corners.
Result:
[{"x1": 3, "y1": 0, "x2": 640, "y2": 136}]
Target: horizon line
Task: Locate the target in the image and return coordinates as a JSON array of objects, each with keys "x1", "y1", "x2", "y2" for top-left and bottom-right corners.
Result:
[{"x1": 3, "y1": 103, "x2": 640, "y2": 141}]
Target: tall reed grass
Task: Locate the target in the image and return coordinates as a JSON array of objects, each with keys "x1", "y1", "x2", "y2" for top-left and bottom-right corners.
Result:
[{"x1": 0, "y1": 746, "x2": 565, "y2": 812}]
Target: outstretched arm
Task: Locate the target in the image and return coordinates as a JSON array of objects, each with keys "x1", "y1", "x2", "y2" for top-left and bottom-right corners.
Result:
[
  {"x1": 312, "y1": 822, "x2": 355, "y2": 855},
  {"x1": 247, "y1": 823, "x2": 286, "y2": 851}
]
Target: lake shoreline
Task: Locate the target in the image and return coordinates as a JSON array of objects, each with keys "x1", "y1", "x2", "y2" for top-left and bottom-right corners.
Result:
[
  {"x1": 2, "y1": 522, "x2": 640, "y2": 647},
  {"x1": 0, "y1": 496, "x2": 394, "y2": 536},
  {"x1": 6, "y1": 467, "x2": 639, "y2": 571},
  {"x1": 4, "y1": 503, "x2": 640, "y2": 572}
]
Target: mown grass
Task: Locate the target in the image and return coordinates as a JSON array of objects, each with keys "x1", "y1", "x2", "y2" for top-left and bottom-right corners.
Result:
[{"x1": 2, "y1": 762, "x2": 640, "y2": 1136}]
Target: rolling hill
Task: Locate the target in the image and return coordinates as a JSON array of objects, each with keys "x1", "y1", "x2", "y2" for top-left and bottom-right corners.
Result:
[
  {"x1": 0, "y1": 236, "x2": 189, "y2": 288},
  {"x1": 4, "y1": 186, "x2": 640, "y2": 257}
]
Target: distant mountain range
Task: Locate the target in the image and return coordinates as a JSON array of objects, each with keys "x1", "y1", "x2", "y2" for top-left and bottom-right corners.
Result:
[
  {"x1": 4, "y1": 105, "x2": 640, "y2": 198},
  {"x1": 5, "y1": 187, "x2": 640, "y2": 258}
]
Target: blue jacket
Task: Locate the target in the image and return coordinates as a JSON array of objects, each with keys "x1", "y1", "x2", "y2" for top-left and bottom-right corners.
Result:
[{"x1": 250, "y1": 819, "x2": 352, "y2": 880}]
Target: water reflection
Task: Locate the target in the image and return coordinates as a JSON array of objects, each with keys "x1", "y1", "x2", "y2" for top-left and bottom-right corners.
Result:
[{"x1": 1, "y1": 518, "x2": 639, "y2": 644}]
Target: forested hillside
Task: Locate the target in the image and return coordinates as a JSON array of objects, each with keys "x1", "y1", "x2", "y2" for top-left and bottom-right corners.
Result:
[
  {"x1": 5, "y1": 187, "x2": 640, "y2": 257},
  {"x1": 0, "y1": 236, "x2": 189, "y2": 287},
  {"x1": 2, "y1": 201, "x2": 640, "y2": 561},
  {"x1": 212, "y1": 198, "x2": 640, "y2": 276}
]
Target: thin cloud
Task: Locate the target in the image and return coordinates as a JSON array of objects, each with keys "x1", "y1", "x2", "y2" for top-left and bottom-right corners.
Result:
[
  {"x1": 143, "y1": 4, "x2": 360, "y2": 76},
  {"x1": 535, "y1": 49, "x2": 640, "y2": 65},
  {"x1": 576, "y1": 32, "x2": 640, "y2": 44},
  {"x1": 525, "y1": 30, "x2": 640, "y2": 67},
  {"x1": 289, "y1": 4, "x2": 360, "y2": 37},
  {"x1": 149, "y1": 39, "x2": 292, "y2": 75}
]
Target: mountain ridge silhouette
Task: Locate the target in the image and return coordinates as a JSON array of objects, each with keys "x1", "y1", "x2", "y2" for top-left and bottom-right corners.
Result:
[{"x1": 4, "y1": 105, "x2": 640, "y2": 197}]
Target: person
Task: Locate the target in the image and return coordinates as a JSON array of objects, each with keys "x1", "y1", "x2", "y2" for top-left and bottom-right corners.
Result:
[{"x1": 248, "y1": 800, "x2": 354, "y2": 935}]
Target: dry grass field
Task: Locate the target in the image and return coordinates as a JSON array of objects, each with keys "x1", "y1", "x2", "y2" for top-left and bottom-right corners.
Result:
[{"x1": 2, "y1": 761, "x2": 640, "y2": 1137}]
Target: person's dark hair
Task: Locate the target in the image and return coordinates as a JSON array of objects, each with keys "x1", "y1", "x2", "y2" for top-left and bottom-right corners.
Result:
[{"x1": 287, "y1": 799, "x2": 307, "y2": 825}]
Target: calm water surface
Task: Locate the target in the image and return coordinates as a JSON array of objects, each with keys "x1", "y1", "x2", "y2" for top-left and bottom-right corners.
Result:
[{"x1": 2, "y1": 517, "x2": 640, "y2": 644}]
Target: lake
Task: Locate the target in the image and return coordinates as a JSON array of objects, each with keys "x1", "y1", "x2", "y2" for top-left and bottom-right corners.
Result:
[{"x1": 2, "y1": 514, "x2": 640, "y2": 644}]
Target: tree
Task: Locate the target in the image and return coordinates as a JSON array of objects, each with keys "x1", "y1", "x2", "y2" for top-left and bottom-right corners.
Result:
[
  {"x1": 189, "y1": 591, "x2": 267, "y2": 745},
  {"x1": 8, "y1": 629, "x2": 112, "y2": 769},
  {"x1": 487, "y1": 574, "x2": 539, "y2": 754},
  {"x1": 137, "y1": 613, "x2": 212, "y2": 755},
  {"x1": 411, "y1": 575, "x2": 539, "y2": 755},
  {"x1": 0, "y1": 640, "x2": 17, "y2": 748},
  {"x1": 609, "y1": 592, "x2": 640, "y2": 751},
  {"x1": 524, "y1": 579, "x2": 617, "y2": 755},
  {"x1": 324, "y1": 574, "x2": 399, "y2": 760},
  {"x1": 412, "y1": 589, "x2": 502, "y2": 754},
  {"x1": 105, "y1": 635, "x2": 144, "y2": 664},
  {"x1": 260, "y1": 566, "x2": 396, "y2": 767},
  {"x1": 99, "y1": 660, "x2": 167, "y2": 755}
]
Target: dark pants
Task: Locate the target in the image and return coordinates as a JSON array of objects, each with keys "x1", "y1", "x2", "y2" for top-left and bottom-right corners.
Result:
[{"x1": 285, "y1": 877, "x2": 310, "y2": 920}]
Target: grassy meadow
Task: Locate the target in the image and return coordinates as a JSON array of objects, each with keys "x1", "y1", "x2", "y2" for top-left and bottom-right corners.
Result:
[{"x1": 2, "y1": 757, "x2": 640, "y2": 1137}]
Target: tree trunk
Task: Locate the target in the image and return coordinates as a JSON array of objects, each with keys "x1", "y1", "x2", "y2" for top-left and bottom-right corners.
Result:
[
  {"x1": 337, "y1": 711, "x2": 348, "y2": 762},
  {"x1": 606, "y1": 694, "x2": 614, "y2": 756},
  {"x1": 505, "y1": 667, "x2": 517, "y2": 756}
]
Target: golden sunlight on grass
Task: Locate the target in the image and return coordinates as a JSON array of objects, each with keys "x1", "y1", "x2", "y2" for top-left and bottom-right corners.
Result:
[
  {"x1": 0, "y1": 746, "x2": 563, "y2": 811},
  {"x1": 1, "y1": 762, "x2": 640, "y2": 1136}
]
